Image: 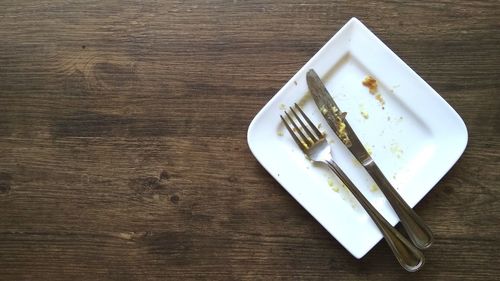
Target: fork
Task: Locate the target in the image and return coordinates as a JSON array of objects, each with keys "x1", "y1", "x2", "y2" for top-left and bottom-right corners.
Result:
[{"x1": 281, "y1": 104, "x2": 424, "y2": 272}]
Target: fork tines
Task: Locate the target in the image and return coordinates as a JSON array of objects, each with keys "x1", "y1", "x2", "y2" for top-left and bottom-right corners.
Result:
[{"x1": 280, "y1": 104, "x2": 323, "y2": 151}]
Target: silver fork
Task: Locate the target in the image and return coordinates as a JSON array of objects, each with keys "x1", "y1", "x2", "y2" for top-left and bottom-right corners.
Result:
[{"x1": 281, "y1": 104, "x2": 424, "y2": 272}]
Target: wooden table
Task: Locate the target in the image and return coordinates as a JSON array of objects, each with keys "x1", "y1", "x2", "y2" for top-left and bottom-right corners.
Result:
[{"x1": 1, "y1": 1, "x2": 498, "y2": 280}]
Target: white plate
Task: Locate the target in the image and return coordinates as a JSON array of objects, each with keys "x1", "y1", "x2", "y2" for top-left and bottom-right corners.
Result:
[{"x1": 247, "y1": 18, "x2": 467, "y2": 258}]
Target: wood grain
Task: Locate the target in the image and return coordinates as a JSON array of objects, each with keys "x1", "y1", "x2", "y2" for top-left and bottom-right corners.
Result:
[{"x1": 0, "y1": 0, "x2": 499, "y2": 280}]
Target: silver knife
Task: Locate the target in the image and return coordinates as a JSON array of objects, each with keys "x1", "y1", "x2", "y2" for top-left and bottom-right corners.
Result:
[{"x1": 306, "y1": 69, "x2": 433, "y2": 249}]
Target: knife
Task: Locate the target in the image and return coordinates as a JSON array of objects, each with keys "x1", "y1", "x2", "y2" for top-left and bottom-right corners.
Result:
[{"x1": 306, "y1": 69, "x2": 433, "y2": 250}]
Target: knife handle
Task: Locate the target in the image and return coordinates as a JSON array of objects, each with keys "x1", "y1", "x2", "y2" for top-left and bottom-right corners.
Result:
[
  {"x1": 325, "y1": 160, "x2": 424, "y2": 272},
  {"x1": 364, "y1": 162, "x2": 434, "y2": 250}
]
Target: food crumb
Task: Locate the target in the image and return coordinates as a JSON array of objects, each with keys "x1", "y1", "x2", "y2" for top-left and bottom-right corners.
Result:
[
  {"x1": 362, "y1": 75, "x2": 378, "y2": 94},
  {"x1": 370, "y1": 183, "x2": 378, "y2": 192},
  {"x1": 362, "y1": 75, "x2": 385, "y2": 107},
  {"x1": 328, "y1": 177, "x2": 334, "y2": 187},
  {"x1": 359, "y1": 104, "x2": 369, "y2": 119},
  {"x1": 321, "y1": 106, "x2": 328, "y2": 114},
  {"x1": 279, "y1": 103, "x2": 286, "y2": 110},
  {"x1": 328, "y1": 178, "x2": 339, "y2": 192},
  {"x1": 277, "y1": 131, "x2": 284, "y2": 136},
  {"x1": 294, "y1": 80, "x2": 298, "y2": 86},
  {"x1": 364, "y1": 145, "x2": 373, "y2": 156},
  {"x1": 375, "y1": 93, "x2": 385, "y2": 106},
  {"x1": 330, "y1": 106, "x2": 350, "y2": 145},
  {"x1": 390, "y1": 143, "x2": 404, "y2": 159}
]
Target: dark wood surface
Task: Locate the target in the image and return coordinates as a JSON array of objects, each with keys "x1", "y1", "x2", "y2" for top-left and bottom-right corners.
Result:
[{"x1": 0, "y1": 1, "x2": 498, "y2": 280}]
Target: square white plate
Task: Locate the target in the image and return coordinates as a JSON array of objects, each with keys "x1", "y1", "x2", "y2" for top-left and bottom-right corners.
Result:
[{"x1": 247, "y1": 18, "x2": 467, "y2": 258}]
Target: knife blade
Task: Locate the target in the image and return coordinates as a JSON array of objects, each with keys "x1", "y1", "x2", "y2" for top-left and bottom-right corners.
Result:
[{"x1": 306, "y1": 69, "x2": 433, "y2": 250}]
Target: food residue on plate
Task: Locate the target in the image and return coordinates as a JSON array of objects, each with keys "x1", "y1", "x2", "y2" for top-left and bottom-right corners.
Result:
[
  {"x1": 327, "y1": 177, "x2": 340, "y2": 192},
  {"x1": 370, "y1": 183, "x2": 379, "y2": 192},
  {"x1": 279, "y1": 103, "x2": 286, "y2": 110},
  {"x1": 390, "y1": 143, "x2": 404, "y2": 159},
  {"x1": 375, "y1": 93, "x2": 385, "y2": 105},
  {"x1": 362, "y1": 75, "x2": 378, "y2": 94},
  {"x1": 364, "y1": 145, "x2": 373, "y2": 156},
  {"x1": 362, "y1": 75, "x2": 385, "y2": 108},
  {"x1": 359, "y1": 104, "x2": 369, "y2": 119}
]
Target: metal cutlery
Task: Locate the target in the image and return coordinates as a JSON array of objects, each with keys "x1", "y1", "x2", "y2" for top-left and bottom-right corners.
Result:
[
  {"x1": 306, "y1": 69, "x2": 433, "y2": 250},
  {"x1": 281, "y1": 104, "x2": 424, "y2": 272}
]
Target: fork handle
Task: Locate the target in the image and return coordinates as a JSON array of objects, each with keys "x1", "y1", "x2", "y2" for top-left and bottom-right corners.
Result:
[
  {"x1": 364, "y1": 162, "x2": 434, "y2": 250},
  {"x1": 325, "y1": 160, "x2": 425, "y2": 272}
]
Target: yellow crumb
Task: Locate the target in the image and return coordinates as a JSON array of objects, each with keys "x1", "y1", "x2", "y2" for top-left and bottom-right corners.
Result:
[
  {"x1": 359, "y1": 104, "x2": 369, "y2": 119},
  {"x1": 364, "y1": 145, "x2": 373, "y2": 156},
  {"x1": 328, "y1": 178, "x2": 334, "y2": 187},
  {"x1": 277, "y1": 131, "x2": 284, "y2": 136},
  {"x1": 370, "y1": 183, "x2": 378, "y2": 192},
  {"x1": 279, "y1": 103, "x2": 286, "y2": 110},
  {"x1": 390, "y1": 143, "x2": 404, "y2": 159},
  {"x1": 375, "y1": 93, "x2": 385, "y2": 106},
  {"x1": 321, "y1": 106, "x2": 328, "y2": 114},
  {"x1": 338, "y1": 120, "x2": 346, "y2": 134},
  {"x1": 328, "y1": 178, "x2": 339, "y2": 192}
]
